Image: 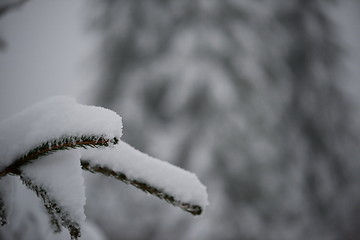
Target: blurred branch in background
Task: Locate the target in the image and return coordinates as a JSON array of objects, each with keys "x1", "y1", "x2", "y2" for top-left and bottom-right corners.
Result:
[
  {"x1": 87, "y1": 0, "x2": 360, "y2": 240},
  {"x1": 0, "y1": 0, "x2": 29, "y2": 50},
  {"x1": 0, "y1": 0, "x2": 29, "y2": 17}
]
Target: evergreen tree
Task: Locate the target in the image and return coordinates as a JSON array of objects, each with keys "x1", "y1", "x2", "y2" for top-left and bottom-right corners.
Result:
[{"x1": 90, "y1": 0, "x2": 360, "y2": 239}]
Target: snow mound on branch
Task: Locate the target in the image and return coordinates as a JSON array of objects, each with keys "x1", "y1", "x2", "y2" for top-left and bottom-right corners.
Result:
[
  {"x1": 0, "y1": 95, "x2": 208, "y2": 237},
  {"x1": 82, "y1": 141, "x2": 209, "y2": 209},
  {"x1": 0, "y1": 96, "x2": 123, "y2": 170},
  {"x1": 21, "y1": 150, "x2": 86, "y2": 225}
]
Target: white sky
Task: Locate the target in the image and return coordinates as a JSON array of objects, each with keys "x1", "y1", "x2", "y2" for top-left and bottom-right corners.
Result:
[{"x1": 0, "y1": 0, "x2": 96, "y2": 120}]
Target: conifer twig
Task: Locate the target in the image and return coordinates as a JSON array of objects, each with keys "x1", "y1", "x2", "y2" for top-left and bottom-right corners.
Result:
[
  {"x1": 0, "y1": 134, "x2": 119, "y2": 239},
  {"x1": 0, "y1": 135, "x2": 119, "y2": 177},
  {"x1": 81, "y1": 160, "x2": 203, "y2": 215},
  {"x1": 0, "y1": 196, "x2": 6, "y2": 226},
  {"x1": 20, "y1": 175, "x2": 81, "y2": 239}
]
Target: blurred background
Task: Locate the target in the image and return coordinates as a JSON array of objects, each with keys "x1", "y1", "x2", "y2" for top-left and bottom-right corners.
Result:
[{"x1": 1, "y1": 0, "x2": 360, "y2": 239}]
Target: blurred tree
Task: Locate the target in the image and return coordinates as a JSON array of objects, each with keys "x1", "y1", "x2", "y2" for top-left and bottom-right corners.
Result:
[
  {"x1": 89, "y1": 0, "x2": 360, "y2": 239},
  {"x1": 0, "y1": 0, "x2": 29, "y2": 17},
  {"x1": 0, "y1": 0, "x2": 30, "y2": 50}
]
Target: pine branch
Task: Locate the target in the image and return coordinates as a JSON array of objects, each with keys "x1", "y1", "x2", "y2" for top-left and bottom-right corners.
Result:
[
  {"x1": 0, "y1": 135, "x2": 119, "y2": 177},
  {"x1": 81, "y1": 160, "x2": 203, "y2": 216},
  {"x1": 0, "y1": 196, "x2": 6, "y2": 226},
  {"x1": 20, "y1": 175, "x2": 81, "y2": 239},
  {"x1": 0, "y1": 177, "x2": 12, "y2": 226},
  {"x1": 0, "y1": 134, "x2": 119, "y2": 235}
]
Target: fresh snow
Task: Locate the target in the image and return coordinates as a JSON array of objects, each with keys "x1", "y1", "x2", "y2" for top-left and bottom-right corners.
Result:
[
  {"x1": 0, "y1": 96, "x2": 123, "y2": 170},
  {"x1": 21, "y1": 150, "x2": 86, "y2": 224},
  {"x1": 0, "y1": 96, "x2": 208, "y2": 237},
  {"x1": 81, "y1": 141, "x2": 209, "y2": 209}
]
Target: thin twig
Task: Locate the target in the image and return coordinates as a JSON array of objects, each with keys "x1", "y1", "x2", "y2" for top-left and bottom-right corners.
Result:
[
  {"x1": 20, "y1": 174, "x2": 81, "y2": 239},
  {"x1": 81, "y1": 160, "x2": 203, "y2": 215},
  {"x1": 0, "y1": 135, "x2": 119, "y2": 177}
]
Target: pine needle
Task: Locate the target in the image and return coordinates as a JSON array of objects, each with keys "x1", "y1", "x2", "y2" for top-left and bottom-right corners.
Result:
[
  {"x1": 81, "y1": 160, "x2": 203, "y2": 216},
  {"x1": 20, "y1": 175, "x2": 81, "y2": 239},
  {"x1": 0, "y1": 197, "x2": 6, "y2": 226},
  {"x1": 0, "y1": 135, "x2": 119, "y2": 177}
]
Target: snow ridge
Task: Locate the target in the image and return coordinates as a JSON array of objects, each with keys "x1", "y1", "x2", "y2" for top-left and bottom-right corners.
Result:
[{"x1": 0, "y1": 96, "x2": 123, "y2": 170}]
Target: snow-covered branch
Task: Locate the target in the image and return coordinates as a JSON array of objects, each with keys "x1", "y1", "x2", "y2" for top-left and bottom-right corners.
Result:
[
  {"x1": 0, "y1": 135, "x2": 118, "y2": 177},
  {"x1": 20, "y1": 174, "x2": 81, "y2": 238},
  {"x1": 0, "y1": 97, "x2": 208, "y2": 239},
  {"x1": 81, "y1": 141, "x2": 207, "y2": 216},
  {"x1": 0, "y1": 196, "x2": 6, "y2": 226}
]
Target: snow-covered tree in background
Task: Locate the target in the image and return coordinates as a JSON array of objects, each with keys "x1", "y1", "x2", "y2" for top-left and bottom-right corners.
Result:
[
  {"x1": 0, "y1": 97, "x2": 208, "y2": 240},
  {"x1": 89, "y1": 0, "x2": 360, "y2": 239}
]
